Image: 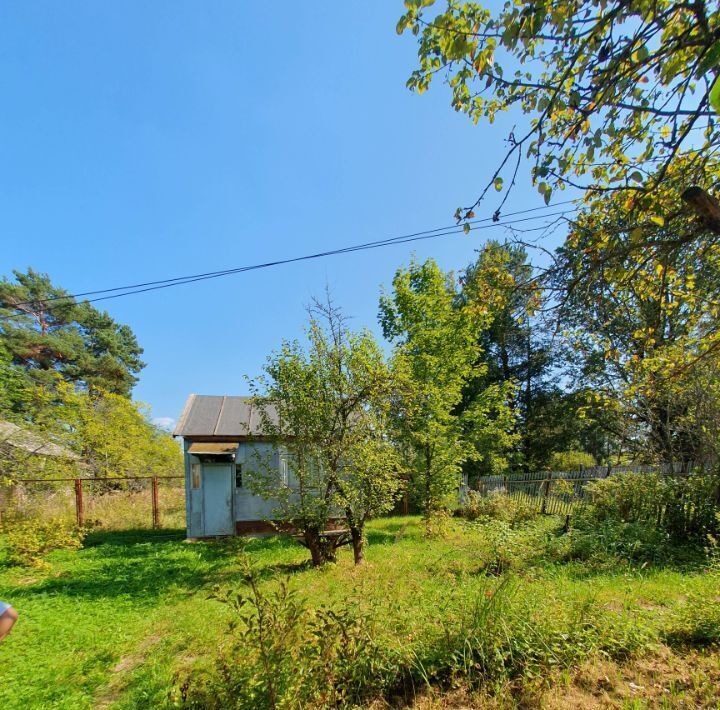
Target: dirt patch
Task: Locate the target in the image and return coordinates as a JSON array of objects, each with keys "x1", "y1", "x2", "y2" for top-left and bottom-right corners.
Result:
[
  {"x1": 110, "y1": 632, "x2": 161, "y2": 673},
  {"x1": 381, "y1": 647, "x2": 720, "y2": 709},
  {"x1": 544, "y1": 646, "x2": 720, "y2": 709}
]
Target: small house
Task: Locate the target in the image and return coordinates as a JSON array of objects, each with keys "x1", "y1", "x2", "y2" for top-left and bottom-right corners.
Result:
[{"x1": 174, "y1": 394, "x2": 288, "y2": 538}]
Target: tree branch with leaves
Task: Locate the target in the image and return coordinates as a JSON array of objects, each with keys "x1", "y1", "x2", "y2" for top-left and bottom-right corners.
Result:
[{"x1": 398, "y1": 0, "x2": 720, "y2": 219}]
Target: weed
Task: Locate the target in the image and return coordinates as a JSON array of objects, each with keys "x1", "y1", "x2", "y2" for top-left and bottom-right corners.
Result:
[
  {"x1": 0, "y1": 516, "x2": 718, "y2": 709},
  {"x1": 2, "y1": 515, "x2": 85, "y2": 567},
  {"x1": 457, "y1": 490, "x2": 537, "y2": 526}
]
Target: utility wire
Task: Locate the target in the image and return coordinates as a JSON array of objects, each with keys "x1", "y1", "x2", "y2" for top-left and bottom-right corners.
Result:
[
  {"x1": 0, "y1": 201, "x2": 577, "y2": 317},
  {"x1": 6, "y1": 199, "x2": 578, "y2": 306},
  {"x1": 70, "y1": 209, "x2": 576, "y2": 307}
]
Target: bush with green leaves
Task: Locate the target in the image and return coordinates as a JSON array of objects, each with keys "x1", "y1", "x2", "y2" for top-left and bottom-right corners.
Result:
[
  {"x1": 566, "y1": 517, "x2": 672, "y2": 565},
  {"x1": 2, "y1": 516, "x2": 85, "y2": 567},
  {"x1": 457, "y1": 490, "x2": 537, "y2": 527},
  {"x1": 583, "y1": 471, "x2": 720, "y2": 541},
  {"x1": 473, "y1": 519, "x2": 555, "y2": 575},
  {"x1": 548, "y1": 450, "x2": 596, "y2": 471},
  {"x1": 175, "y1": 551, "x2": 398, "y2": 709},
  {"x1": 562, "y1": 472, "x2": 720, "y2": 565}
]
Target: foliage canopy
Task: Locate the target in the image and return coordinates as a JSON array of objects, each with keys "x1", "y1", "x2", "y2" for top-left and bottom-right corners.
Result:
[
  {"x1": 398, "y1": 0, "x2": 720, "y2": 215},
  {"x1": 0, "y1": 269, "x2": 144, "y2": 398},
  {"x1": 251, "y1": 297, "x2": 402, "y2": 564}
]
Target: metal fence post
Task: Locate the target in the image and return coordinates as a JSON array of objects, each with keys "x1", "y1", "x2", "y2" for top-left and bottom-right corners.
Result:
[
  {"x1": 151, "y1": 476, "x2": 160, "y2": 529},
  {"x1": 74, "y1": 479, "x2": 84, "y2": 527}
]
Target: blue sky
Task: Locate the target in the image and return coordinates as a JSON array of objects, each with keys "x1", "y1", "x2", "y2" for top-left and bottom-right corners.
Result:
[{"x1": 0, "y1": 2, "x2": 567, "y2": 429}]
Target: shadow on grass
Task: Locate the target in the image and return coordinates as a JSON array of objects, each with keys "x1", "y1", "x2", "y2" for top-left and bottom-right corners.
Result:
[
  {"x1": 6, "y1": 526, "x2": 319, "y2": 603},
  {"x1": 552, "y1": 551, "x2": 708, "y2": 581},
  {"x1": 10, "y1": 529, "x2": 247, "y2": 603},
  {"x1": 366, "y1": 519, "x2": 417, "y2": 546},
  {"x1": 243, "y1": 534, "x2": 301, "y2": 554},
  {"x1": 83, "y1": 528, "x2": 187, "y2": 547},
  {"x1": 254, "y1": 560, "x2": 314, "y2": 581}
]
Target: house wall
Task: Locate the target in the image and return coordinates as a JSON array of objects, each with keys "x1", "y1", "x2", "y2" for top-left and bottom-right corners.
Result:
[
  {"x1": 234, "y1": 441, "x2": 281, "y2": 521},
  {"x1": 183, "y1": 439, "x2": 203, "y2": 537},
  {"x1": 183, "y1": 438, "x2": 287, "y2": 537}
]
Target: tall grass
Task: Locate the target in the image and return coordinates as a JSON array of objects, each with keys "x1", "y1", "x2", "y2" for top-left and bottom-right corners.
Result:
[
  {"x1": 0, "y1": 514, "x2": 718, "y2": 708},
  {"x1": 175, "y1": 514, "x2": 720, "y2": 709},
  {"x1": 1, "y1": 481, "x2": 185, "y2": 530}
]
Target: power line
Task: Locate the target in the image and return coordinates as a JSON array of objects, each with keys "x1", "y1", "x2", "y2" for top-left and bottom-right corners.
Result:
[
  {"x1": 9, "y1": 199, "x2": 577, "y2": 306},
  {"x1": 0, "y1": 201, "x2": 577, "y2": 318},
  {"x1": 1, "y1": 204, "x2": 577, "y2": 317},
  {"x1": 7, "y1": 199, "x2": 578, "y2": 305}
]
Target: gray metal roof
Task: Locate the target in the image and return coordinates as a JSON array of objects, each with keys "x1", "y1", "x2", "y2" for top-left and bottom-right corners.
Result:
[
  {"x1": 173, "y1": 395, "x2": 278, "y2": 438},
  {"x1": 0, "y1": 420, "x2": 80, "y2": 459}
]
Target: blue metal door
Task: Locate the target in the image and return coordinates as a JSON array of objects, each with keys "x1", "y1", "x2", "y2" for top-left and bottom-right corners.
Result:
[{"x1": 203, "y1": 464, "x2": 234, "y2": 535}]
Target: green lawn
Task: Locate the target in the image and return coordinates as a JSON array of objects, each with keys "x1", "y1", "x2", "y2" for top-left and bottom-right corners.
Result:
[{"x1": 0, "y1": 517, "x2": 718, "y2": 709}]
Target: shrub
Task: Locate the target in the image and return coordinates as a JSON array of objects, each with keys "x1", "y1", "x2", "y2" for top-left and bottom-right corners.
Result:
[
  {"x1": 457, "y1": 491, "x2": 537, "y2": 526},
  {"x1": 565, "y1": 516, "x2": 671, "y2": 564},
  {"x1": 706, "y1": 517, "x2": 720, "y2": 573},
  {"x1": 174, "y1": 552, "x2": 398, "y2": 709},
  {"x1": 562, "y1": 473, "x2": 720, "y2": 564},
  {"x1": 299, "y1": 605, "x2": 397, "y2": 707},
  {"x1": 548, "y1": 450, "x2": 596, "y2": 471},
  {"x1": 475, "y1": 519, "x2": 552, "y2": 574},
  {"x1": 583, "y1": 471, "x2": 720, "y2": 541},
  {"x1": 2, "y1": 516, "x2": 85, "y2": 567}
]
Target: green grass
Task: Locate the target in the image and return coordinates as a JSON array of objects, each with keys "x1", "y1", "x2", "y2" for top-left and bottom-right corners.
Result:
[{"x1": 0, "y1": 516, "x2": 717, "y2": 708}]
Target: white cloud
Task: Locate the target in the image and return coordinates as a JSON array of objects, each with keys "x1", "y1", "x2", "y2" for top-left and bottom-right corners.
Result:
[{"x1": 153, "y1": 416, "x2": 176, "y2": 431}]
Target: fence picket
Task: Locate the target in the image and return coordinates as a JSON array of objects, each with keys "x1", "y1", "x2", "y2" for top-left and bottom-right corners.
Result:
[{"x1": 471, "y1": 463, "x2": 711, "y2": 516}]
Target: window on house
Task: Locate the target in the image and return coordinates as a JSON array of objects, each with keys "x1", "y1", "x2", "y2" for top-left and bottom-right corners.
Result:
[
  {"x1": 280, "y1": 458, "x2": 288, "y2": 485},
  {"x1": 191, "y1": 463, "x2": 201, "y2": 489},
  {"x1": 235, "y1": 464, "x2": 243, "y2": 488}
]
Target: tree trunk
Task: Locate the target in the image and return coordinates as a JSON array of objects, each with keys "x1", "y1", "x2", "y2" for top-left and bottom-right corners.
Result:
[
  {"x1": 304, "y1": 527, "x2": 325, "y2": 567},
  {"x1": 303, "y1": 526, "x2": 339, "y2": 566},
  {"x1": 350, "y1": 526, "x2": 364, "y2": 565},
  {"x1": 423, "y1": 444, "x2": 434, "y2": 537},
  {"x1": 500, "y1": 330, "x2": 510, "y2": 381},
  {"x1": 523, "y1": 330, "x2": 532, "y2": 467}
]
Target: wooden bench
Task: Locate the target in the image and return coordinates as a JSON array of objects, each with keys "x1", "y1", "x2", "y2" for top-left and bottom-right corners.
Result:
[{"x1": 294, "y1": 529, "x2": 351, "y2": 547}]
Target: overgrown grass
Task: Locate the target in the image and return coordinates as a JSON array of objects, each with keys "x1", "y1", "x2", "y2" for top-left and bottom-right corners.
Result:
[
  {"x1": 0, "y1": 516, "x2": 717, "y2": 708},
  {"x1": 3, "y1": 483, "x2": 185, "y2": 530}
]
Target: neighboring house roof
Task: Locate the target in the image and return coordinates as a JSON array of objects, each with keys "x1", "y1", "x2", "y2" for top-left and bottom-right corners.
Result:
[
  {"x1": 0, "y1": 419, "x2": 80, "y2": 460},
  {"x1": 174, "y1": 395, "x2": 279, "y2": 438}
]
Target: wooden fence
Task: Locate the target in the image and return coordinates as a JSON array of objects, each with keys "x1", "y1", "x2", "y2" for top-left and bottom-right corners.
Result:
[{"x1": 472, "y1": 463, "x2": 697, "y2": 516}]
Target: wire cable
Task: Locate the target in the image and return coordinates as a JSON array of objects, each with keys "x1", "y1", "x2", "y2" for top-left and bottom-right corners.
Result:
[{"x1": 0, "y1": 201, "x2": 578, "y2": 317}]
